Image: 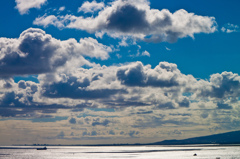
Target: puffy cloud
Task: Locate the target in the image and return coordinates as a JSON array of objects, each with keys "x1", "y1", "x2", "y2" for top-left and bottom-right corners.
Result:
[
  {"x1": 177, "y1": 96, "x2": 190, "y2": 108},
  {"x1": 34, "y1": 0, "x2": 217, "y2": 43},
  {"x1": 40, "y1": 71, "x2": 126, "y2": 100},
  {"x1": 0, "y1": 77, "x2": 91, "y2": 117},
  {"x1": 35, "y1": 61, "x2": 197, "y2": 110},
  {"x1": 78, "y1": 1, "x2": 105, "y2": 13},
  {"x1": 195, "y1": 72, "x2": 240, "y2": 101},
  {"x1": 77, "y1": 37, "x2": 112, "y2": 60},
  {"x1": 0, "y1": 28, "x2": 112, "y2": 77},
  {"x1": 1, "y1": 79, "x2": 14, "y2": 89},
  {"x1": 0, "y1": 79, "x2": 38, "y2": 107},
  {"x1": 116, "y1": 61, "x2": 195, "y2": 87},
  {"x1": 0, "y1": 62, "x2": 240, "y2": 141},
  {"x1": 1, "y1": 59, "x2": 240, "y2": 121},
  {"x1": 15, "y1": 0, "x2": 47, "y2": 15}
]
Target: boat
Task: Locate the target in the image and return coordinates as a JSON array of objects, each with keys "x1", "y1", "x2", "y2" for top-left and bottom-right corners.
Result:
[{"x1": 37, "y1": 146, "x2": 47, "y2": 150}]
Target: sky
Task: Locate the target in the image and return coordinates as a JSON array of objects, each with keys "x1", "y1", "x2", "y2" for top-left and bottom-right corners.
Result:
[{"x1": 0, "y1": 0, "x2": 240, "y2": 146}]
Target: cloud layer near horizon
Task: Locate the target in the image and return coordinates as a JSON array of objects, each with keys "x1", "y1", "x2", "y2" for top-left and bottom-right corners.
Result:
[{"x1": 1, "y1": 50, "x2": 240, "y2": 142}]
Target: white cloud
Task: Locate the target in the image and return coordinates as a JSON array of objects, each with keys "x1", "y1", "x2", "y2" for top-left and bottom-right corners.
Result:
[
  {"x1": 0, "y1": 28, "x2": 112, "y2": 77},
  {"x1": 78, "y1": 1, "x2": 105, "y2": 13},
  {"x1": 116, "y1": 61, "x2": 195, "y2": 88},
  {"x1": 141, "y1": 50, "x2": 150, "y2": 57},
  {"x1": 1, "y1": 44, "x2": 239, "y2": 111},
  {"x1": 33, "y1": 14, "x2": 69, "y2": 28},
  {"x1": 165, "y1": 47, "x2": 171, "y2": 51},
  {"x1": 194, "y1": 71, "x2": 240, "y2": 102},
  {"x1": 1, "y1": 60, "x2": 240, "y2": 140},
  {"x1": 34, "y1": 0, "x2": 217, "y2": 43},
  {"x1": 35, "y1": 61, "x2": 198, "y2": 110},
  {"x1": 59, "y1": 6, "x2": 66, "y2": 12},
  {"x1": 221, "y1": 23, "x2": 239, "y2": 33},
  {"x1": 15, "y1": 0, "x2": 47, "y2": 15}
]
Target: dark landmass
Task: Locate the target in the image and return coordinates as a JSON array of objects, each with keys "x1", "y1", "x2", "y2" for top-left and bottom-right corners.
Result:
[
  {"x1": 149, "y1": 130, "x2": 240, "y2": 145},
  {"x1": 8, "y1": 130, "x2": 240, "y2": 147}
]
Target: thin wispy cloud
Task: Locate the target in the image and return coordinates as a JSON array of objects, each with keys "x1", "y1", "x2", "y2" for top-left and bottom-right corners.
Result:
[
  {"x1": 221, "y1": 23, "x2": 239, "y2": 33},
  {"x1": 78, "y1": 1, "x2": 105, "y2": 13},
  {"x1": 165, "y1": 47, "x2": 171, "y2": 51}
]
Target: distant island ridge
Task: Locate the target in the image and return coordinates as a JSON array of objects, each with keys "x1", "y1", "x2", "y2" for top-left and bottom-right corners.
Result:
[
  {"x1": 11, "y1": 130, "x2": 240, "y2": 147},
  {"x1": 149, "y1": 130, "x2": 240, "y2": 145}
]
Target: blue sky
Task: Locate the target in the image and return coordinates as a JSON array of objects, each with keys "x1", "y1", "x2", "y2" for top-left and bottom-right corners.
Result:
[{"x1": 0, "y1": 0, "x2": 240, "y2": 145}]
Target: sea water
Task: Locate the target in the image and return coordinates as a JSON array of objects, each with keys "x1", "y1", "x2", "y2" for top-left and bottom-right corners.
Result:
[{"x1": 0, "y1": 145, "x2": 240, "y2": 159}]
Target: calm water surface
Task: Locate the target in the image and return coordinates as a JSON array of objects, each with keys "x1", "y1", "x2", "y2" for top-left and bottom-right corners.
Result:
[{"x1": 0, "y1": 145, "x2": 240, "y2": 159}]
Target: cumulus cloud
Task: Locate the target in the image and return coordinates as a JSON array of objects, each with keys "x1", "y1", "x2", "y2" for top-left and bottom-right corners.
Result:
[
  {"x1": 39, "y1": 71, "x2": 126, "y2": 100},
  {"x1": 0, "y1": 79, "x2": 38, "y2": 107},
  {"x1": 78, "y1": 1, "x2": 105, "y2": 13},
  {"x1": 35, "y1": 61, "x2": 197, "y2": 109},
  {"x1": 0, "y1": 77, "x2": 91, "y2": 117},
  {"x1": 1, "y1": 58, "x2": 240, "y2": 119},
  {"x1": 116, "y1": 61, "x2": 195, "y2": 87},
  {"x1": 0, "y1": 28, "x2": 112, "y2": 77},
  {"x1": 15, "y1": 0, "x2": 47, "y2": 15},
  {"x1": 0, "y1": 68, "x2": 240, "y2": 147},
  {"x1": 177, "y1": 96, "x2": 190, "y2": 108},
  {"x1": 195, "y1": 72, "x2": 240, "y2": 102},
  {"x1": 34, "y1": 0, "x2": 217, "y2": 43}
]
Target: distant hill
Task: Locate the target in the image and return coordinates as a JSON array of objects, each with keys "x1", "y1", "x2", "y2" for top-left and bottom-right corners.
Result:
[{"x1": 149, "y1": 130, "x2": 240, "y2": 145}]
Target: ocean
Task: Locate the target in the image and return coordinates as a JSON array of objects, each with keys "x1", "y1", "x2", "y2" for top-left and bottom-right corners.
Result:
[{"x1": 0, "y1": 145, "x2": 240, "y2": 159}]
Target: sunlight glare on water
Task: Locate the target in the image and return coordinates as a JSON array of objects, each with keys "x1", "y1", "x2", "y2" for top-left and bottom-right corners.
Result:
[{"x1": 0, "y1": 146, "x2": 240, "y2": 159}]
